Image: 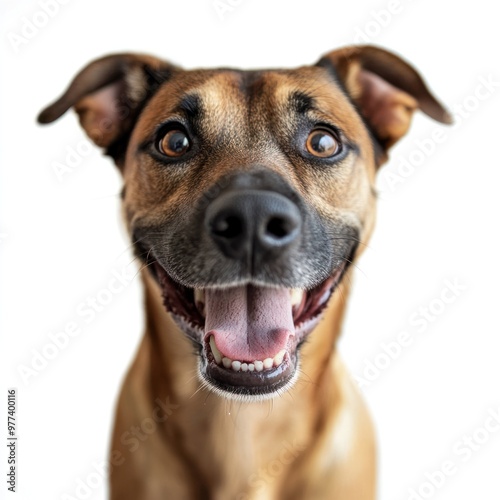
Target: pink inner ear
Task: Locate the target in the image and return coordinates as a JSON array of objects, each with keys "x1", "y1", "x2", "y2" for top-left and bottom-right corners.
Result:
[
  {"x1": 74, "y1": 83, "x2": 122, "y2": 147},
  {"x1": 358, "y1": 70, "x2": 418, "y2": 147}
]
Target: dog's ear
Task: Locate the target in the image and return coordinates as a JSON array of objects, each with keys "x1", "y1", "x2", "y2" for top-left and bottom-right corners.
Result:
[
  {"x1": 317, "y1": 45, "x2": 452, "y2": 156},
  {"x1": 38, "y1": 53, "x2": 177, "y2": 162}
]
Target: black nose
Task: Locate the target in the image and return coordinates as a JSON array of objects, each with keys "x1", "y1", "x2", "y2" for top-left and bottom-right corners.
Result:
[{"x1": 206, "y1": 190, "x2": 302, "y2": 260}]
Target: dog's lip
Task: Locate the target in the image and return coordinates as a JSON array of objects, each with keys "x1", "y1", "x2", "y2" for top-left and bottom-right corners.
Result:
[
  {"x1": 153, "y1": 261, "x2": 343, "y2": 346},
  {"x1": 149, "y1": 258, "x2": 347, "y2": 397},
  {"x1": 202, "y1": 344, "x2": 297, "y2": 399},
  {"x1": 136, "y1": 237, "x2": 354, "y2": 397}
]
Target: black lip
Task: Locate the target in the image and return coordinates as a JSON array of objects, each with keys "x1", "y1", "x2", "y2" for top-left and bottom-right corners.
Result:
[
  {"x1": 133, "y1": 236, "x2": 358, "y2": 397},
  {"x1": 202, "y1": 346, "x2": 297, "y2": 398}
]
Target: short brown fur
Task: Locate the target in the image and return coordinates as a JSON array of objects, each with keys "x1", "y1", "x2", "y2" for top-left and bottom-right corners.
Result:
[{"x1": 38, "y1": 45, "x2": 450, "y2": 499}]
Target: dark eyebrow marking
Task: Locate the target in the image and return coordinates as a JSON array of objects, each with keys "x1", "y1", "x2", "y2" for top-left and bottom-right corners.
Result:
[
  {"x1": 136, "y1": 93, "x2": 203, "y2": 154},
  {"x1": 175, "y1": 94, "x2": 202, "y2": 120},
  {"x1": 289, "y1": 91, "x2": 315, "y2": 114}
]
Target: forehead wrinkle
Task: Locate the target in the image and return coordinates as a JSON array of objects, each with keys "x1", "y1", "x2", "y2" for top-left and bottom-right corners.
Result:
[
  {"x1": 269, "y1": 75, "x2": 358, "y2": 130},
  {"x1": 131, "y1": 71, "x2": 241, "y2": 132},
  {"x1": 196, "y1": 73, "x2": 247, "y2": 131}
]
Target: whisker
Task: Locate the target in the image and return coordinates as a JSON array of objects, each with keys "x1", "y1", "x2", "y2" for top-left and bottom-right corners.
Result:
[{"x1": 339, "y1": 255, "x2": 366, "y2": 279}]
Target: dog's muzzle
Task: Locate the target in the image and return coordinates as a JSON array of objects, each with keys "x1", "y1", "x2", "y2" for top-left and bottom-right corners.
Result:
[{"x1": 134, "y1": 170, "x2": 358, "y2": 399}]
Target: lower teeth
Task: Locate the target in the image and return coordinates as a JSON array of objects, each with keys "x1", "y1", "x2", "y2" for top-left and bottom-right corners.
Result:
[{"x1": 209, "y1": 336, "x2": 286, "y2": 372}]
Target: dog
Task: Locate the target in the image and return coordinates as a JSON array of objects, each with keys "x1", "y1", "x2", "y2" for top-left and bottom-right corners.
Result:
[{"x1": 38, "y1": 45, "x2": 450, "y2": 499}]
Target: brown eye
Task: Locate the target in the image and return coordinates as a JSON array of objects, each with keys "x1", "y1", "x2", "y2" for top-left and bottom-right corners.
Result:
[
  {"x1": 306, "y1": 129, "x2": 339, "y2": 158},
  {"x1": 158, "y1": 129, "x2": 190, "y2": 157}
]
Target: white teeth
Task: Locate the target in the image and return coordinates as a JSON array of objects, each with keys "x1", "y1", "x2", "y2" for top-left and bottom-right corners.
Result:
[
  {"x1": 208, "y1": 336, "x2": 287, "y2": 372},
  {"x1": 318, "y1": 289, "x2": 331, "y2": 306},
  {"x1": 290, "y1": 288, "x2": 304, "y2": 307},
  {"x1": 263, "y1": 358, "x2": 274, "y2": 370},
  {"x1": 194, "y1": 289, "x2": 206, "y2": 316},
  {"x1": 194, "y1": 288, "x2": 205, "y2": 304},
  {"x1": 209, "y1": 336, "x2": 222, "y2": 364},
  {"x1": 273, "y1": 349, "x2": 286, "y2": 367}
]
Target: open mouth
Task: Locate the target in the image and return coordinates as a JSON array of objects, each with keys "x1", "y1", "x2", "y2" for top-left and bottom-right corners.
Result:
[{"x1": 148, "y1": 257, "x2": 350, "y2": 400}]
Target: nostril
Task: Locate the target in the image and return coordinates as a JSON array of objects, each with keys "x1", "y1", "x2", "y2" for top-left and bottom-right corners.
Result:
[
  {"x1": 206, "y1": 189, "x2": 302, "y2": 259},
  {"x1": 265, "y1": 217, "x2": 291, "y2": 239},
  {"x1": 212, "y1": 215, "x2": 243, "y2": 239}
]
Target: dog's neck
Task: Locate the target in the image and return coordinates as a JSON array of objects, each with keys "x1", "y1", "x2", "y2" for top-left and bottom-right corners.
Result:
[{"x1": 139, "y1": 269, "x2": 352, "y2": 495}]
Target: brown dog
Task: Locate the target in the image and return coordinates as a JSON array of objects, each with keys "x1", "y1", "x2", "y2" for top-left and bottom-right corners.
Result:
[{"x1": 38, "y1": 46, "x2": 450, "y2": 499}]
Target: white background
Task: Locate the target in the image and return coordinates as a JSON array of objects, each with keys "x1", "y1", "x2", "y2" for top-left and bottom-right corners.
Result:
[{"x1": 1, "y1": 0, "x2": 499, "y2": 499}]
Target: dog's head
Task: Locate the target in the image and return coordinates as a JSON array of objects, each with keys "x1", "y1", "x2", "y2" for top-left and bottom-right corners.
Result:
[{"x1": 39, "y1": 46, "x2": 450, "y2": 399}]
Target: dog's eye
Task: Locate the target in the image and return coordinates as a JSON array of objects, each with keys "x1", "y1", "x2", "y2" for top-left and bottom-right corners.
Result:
[
  {"x1": 306, "y1": 129, "x2": 339, "y2": 158},
  {"x1": 158, "y1": 130, "x2": 191, "y2": 157}
]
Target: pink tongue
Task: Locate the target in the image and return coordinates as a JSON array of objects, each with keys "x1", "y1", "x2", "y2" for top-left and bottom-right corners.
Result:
[{"x1": 204, "y1": 285, "x2": 294, "y2": 362}]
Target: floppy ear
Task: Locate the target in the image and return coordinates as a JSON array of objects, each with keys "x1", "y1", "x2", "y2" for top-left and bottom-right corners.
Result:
[
  {"x1": 38, "y1": 53, "x2": 177, "y2": 163},
  {"x1": 317, "y1": 45, "x2": 452, "y2": 157}
]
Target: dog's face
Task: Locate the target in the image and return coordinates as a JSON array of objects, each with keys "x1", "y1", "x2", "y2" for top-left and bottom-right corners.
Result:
[{"x1": 39, "y1": 47, "x2": 450, "y2": 399}]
